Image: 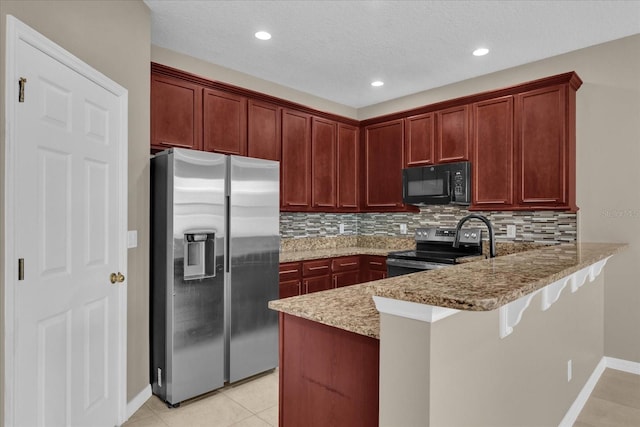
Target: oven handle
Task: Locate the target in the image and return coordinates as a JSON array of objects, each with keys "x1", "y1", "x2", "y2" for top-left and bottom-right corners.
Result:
[{"x1": 385, "y1": 258, "x2": 449, "y2": 270}]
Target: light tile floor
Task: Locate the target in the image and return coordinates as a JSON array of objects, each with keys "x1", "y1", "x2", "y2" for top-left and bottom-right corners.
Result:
[
  {"x1": 574, "y1": 368, "x2": 640, "y2": 427},
  {"x1": 124, "y1": 367, "x2": 639, "y2": 427},
  {"x1": 123, "y1": 370, "x2": 278, "y2": 427}
]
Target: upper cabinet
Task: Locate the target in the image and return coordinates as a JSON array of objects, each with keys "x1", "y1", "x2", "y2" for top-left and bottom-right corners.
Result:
[
  {"x1": 336, "y1": 124, "x2": 359, "y2": 210},
  {"x1": 436, "y1": 105, "x2": 471, "y2": 163},
  {"x1": 151, "y1": 63, "x2": 580, "y2": 213},
  {"x1": 311, "y1": 117, "x2": 337, "y2": 208},
  {"x1": 281, "y1": 109, "x2": 312, "y2": 210},
  {"x1": 363, "y1": 119, "x2": 405, "y2": 210},
  {"x1": 472, "y1": 96, "x2": 515, "y2": 209},
  {"x1": 404, "y1": 112, "x2": 435, "y2": 167},
  {"x1": 203, "y1": 88, "x2": 247, "y2": 156},
  {"x1": 515, "y1": 85, "x2": 571, "y2": 209},
  {"x1": 151, "y1": 73, "x2": 203, "y2": 152},
  {"x1": 247, "y1": 100, "x2": 281, "y2": 161}
]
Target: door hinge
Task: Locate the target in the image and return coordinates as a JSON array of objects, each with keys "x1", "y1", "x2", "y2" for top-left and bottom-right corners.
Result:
[
  {"x1": 18, "y1": 258, "x2": 24, "y2": 280},
  {"x1": 18, "y1": 77, "x2": 27, "y2": 102}
]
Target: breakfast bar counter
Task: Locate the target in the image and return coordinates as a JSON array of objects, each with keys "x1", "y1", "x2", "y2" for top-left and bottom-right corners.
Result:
[{"x1": 269, "y1": 242, "x2": 626, "y2": 338}]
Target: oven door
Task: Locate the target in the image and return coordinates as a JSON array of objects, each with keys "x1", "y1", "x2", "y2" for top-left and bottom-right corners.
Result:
[{"x1": 386, "y1": 258, "x2": 450, "y2": 277}]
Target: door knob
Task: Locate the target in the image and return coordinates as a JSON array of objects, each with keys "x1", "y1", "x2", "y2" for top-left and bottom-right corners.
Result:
[{"x1": 110, "y1": 272, "x2": 125, "y2": 284}]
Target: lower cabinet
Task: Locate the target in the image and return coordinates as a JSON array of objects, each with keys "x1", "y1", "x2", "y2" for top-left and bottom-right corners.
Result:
[
  {"x1": 331, "y1": 256, "x2": 361, "y2": 288},
  {"x1": 279, "y1": 255, "x2": 388, "y2": 298},
  {"x1": 362, "y1": 255, "x2": 388, "y2": 282},
  {"x1": 278, "y1": 262, "x2": 302, "y2": 299}
]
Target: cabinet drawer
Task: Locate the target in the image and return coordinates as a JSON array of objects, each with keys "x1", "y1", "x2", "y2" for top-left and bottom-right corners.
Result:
[
  {"x1": 366, "y1": 256, "x2": 387, "y2": 271},
  {"x1": 279, "y1": 262, "x2": 301, "y2": 281},
  {"x1": 302, "y1": 259, "x2": 332, "y2": 277},
  {"x1": 331, "y1": 256, "x2": 361, "y2": 272}
]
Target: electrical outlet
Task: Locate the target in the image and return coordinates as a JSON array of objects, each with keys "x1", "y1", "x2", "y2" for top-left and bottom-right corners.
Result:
[
  {"x1": 567, "y1": 359, "x2": 572, "y2": 382},
  {"x1": 128, "y1": 230, "x2": 138, "y2": 248},
  {"x1": 339, "y1": 223, "x2": 345, "y2": 234},
  {"x1": 506, "y1": 225, "x2": 516, "y2": 238},
  {"x1": 400, "y1": 224, "x2": 407, "y2": 234}
]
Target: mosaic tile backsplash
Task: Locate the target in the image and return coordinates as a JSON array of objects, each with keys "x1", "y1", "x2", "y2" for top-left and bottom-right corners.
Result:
[{"x1": 280, "y1": 206, "x2": 576, "y2": 244}]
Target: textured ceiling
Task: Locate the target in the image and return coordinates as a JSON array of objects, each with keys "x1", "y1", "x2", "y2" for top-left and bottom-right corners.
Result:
[{"x1": 145, "y1": 0, "x2": 640, "y2": 109}]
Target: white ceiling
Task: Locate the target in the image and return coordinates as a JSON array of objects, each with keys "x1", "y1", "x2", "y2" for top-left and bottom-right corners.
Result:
[{"x1": 145, "y1": 0, "x2": 640, "y2": 109}]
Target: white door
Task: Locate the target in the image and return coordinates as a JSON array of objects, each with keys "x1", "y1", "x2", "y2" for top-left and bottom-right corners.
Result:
[{"x1": 5, "y1": 17, "x2": 128, "y2": 427}]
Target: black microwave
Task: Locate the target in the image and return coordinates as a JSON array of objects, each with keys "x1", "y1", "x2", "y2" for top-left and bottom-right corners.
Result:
[{"x1": 402, "y1": 161, "x2": 471, "y2": 206}]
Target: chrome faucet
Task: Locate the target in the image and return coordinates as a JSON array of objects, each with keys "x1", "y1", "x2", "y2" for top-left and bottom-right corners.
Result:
[{"x1": 453, "y1": 214, "x2": 496, "y2": 258}]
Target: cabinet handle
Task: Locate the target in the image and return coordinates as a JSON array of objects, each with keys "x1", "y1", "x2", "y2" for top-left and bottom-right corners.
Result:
[
  {"x1": 333, "y1": 276, "x2": 338, "y2": 288},
  {"x1": 308, "y1": 266, "x2": 329, "y2": 271},
  {"x1": 303, "y1": 280, "x2": 308, "y2": 294},
  {"x1": 338, "y1": 262, "x2": 358, "y2": 267},
  {"x1": 297, "y1": 281, "x2": 302, "y2": 295},
  {"x1": 280, "y1": 269, "x2": 299, "y2": 275},
  {"x1": 370, "y1": 261, "x2": 383, "y2": 266}
]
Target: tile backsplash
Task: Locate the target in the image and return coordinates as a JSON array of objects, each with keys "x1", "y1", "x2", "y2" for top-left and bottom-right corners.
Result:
[{"x1": 280, "y1": 206, "x2": 576, "y2": 244}]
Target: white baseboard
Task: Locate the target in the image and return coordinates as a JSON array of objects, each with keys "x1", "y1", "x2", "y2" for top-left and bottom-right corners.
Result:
[
  {"x1": 559, "y1": 356, "x2": 640, "y2": 426},
  {"x1": 605, "y1": 356, "x2": 640, "y2": 374},
  {"x1": 126, "y1": 384, "x2": 152, "y2": 420},
  {"x1": 558, "y1": 357, "x2": 606, "y2": 427}
]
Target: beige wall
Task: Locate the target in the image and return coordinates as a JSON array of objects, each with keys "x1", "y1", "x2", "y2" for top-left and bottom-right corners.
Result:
[
  {"x1": 151, "y1": 45, "x2": 359, "y2": 120},
  {"x1": 380, "y1": 272, "x2": 605, "y2": 426},
  {"x1": 361, "y1": 35, "x2": 640, "y2": 363},
  {"x1": 0, "y1": 1, "x2": 151, "y2": 422}
]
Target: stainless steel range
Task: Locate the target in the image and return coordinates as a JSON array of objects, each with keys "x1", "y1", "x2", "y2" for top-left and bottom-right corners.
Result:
[{"x1": 386, "y1": 227, "x2": 483, "y2": 277}]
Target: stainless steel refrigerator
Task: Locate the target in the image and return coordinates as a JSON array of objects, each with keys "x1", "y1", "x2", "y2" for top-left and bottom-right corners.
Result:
[{"x1": 150, "y1": 148, "x2": 280, "y2": 406}]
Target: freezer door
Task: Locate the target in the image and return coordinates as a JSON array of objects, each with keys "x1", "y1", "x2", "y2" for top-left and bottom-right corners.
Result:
[
  {"x1": 169, "y1": 149, "x2": 227, "y2": 403},
  {"x1": 227, "y1": 155, "x2": 280, "y2": 383}
]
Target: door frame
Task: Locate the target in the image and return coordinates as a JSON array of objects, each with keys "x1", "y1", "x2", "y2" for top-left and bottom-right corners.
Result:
[{"x1": 3, "y1": 15, "x2": 129, "y2": 426}]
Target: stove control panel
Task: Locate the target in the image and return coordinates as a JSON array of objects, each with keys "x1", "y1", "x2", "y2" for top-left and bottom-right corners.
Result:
[{"x1": 414, "y1": 227, "x2": 482, "y2": 245}]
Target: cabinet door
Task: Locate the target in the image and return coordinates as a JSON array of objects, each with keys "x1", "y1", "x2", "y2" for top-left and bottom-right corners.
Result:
[
  {"x1": 279, "y1": 279, "x2": 301, "y2": 299},
  {"x1": 436, "y1": 105, "x2": 470, "y2": 163},
  {"x1": 337, "y1": 124, "x2": 359, "y2": 209},
  {"x1": 304, "y1": 275, "x2": 333, "y2": 294},
  {"x1": 362, "y1": 255, "x2": 387, "y2": 282},
  {"x1": 363, "y1": 120, "x2": 404, "y2": 209},
  {"x1": 311, "y1": 117, "x2": 337, "y2": 208},
  {"x1": 333, "y1": 271, "x2": 361, "y2": 288},
  {"x1": 405, "y1": 113, "x2": 435, "y2": 167},
  {"x1": 472, "y1": 96, "x2": 515, "y2": 208},
  {"x1": 279, "y1": 262, "x2": 301, "y2": 298},
  {"x1": 515, "y1": 85, "x2": 568, "y2": 207},
  {"x1": 247, "y1": 100, "x2": 281, "y2": 161},
  {"x1": 203, "y1": 88, "x2": 247, "y2": 155},
  {"x1": 281, "y1": 109, "x2": 312, "y2": 209},
  {"x1": 151, "y1": 73, "x2": 203, "y2": 151}
]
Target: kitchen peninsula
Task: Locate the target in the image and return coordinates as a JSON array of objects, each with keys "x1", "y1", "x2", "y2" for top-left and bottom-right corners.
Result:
[{"x1": 269, "y1": 242, "x2": 626, "y2": 426}]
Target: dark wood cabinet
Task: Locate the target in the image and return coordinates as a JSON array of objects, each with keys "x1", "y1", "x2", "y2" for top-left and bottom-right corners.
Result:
[
  {"x1": 362, "y1": 255, "x2": 387, "y2": 282},
  {"x1": 515, "y1": 85, "x2": 571, "y2": 209},
  {"x1": 331, "y1": 256, "x2": 361, "y2": 288},
  {"x1": 279, "y1": 313, "x2": 379, "y2": 426},
  {"x1": 312, "y1": 117, "x2": 337, "y2": 208},
  {"x1": 337, "y1": 124, "x2": 359, "y2": 210},
  {"x1": 302, "y1": 259, "x2": 332, "y2": 294},
  {"x1": 203, "y1": 88, "x2": 247, "y2": 156},
  {"x1": 405, "y1": 113, "x2": 435, "y2": 167},
  {"x1": 281, "y1": 109, "x2": 312, "y2": 210},
  {"x1": 363, "y1": 119, "x2": 405, "y2": 210},
  {"x1": 471, "y1": 96, "x2": 515, "y2": 209},
  {"x1": 436, "y1": 105, "x2": 470, "y2": 163},
  {"x1": 279, "y1": 262, "x2": 302, "y2": 299},
  {"x1": 151, "y1": 73, "x2": 203, "y2": 151},
  {"x1": 247, "y1": 99, "x2": 281, "y2": 161}
]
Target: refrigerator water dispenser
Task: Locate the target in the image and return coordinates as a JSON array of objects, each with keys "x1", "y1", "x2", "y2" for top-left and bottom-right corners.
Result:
[{"x1": 183, "y1": 231, "x2": 216, "y2": 280}]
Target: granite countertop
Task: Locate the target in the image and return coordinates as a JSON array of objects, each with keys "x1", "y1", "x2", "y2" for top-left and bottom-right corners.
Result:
[
  {"x1": 269, "y1": 242, "x2": 627, "y2": 339},
  {"x1": 280, "y1": 246, "x2": 393, "y2": 263}
]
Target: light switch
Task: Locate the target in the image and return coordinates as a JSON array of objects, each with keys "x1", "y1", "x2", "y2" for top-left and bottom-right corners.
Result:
[{"x1": 128, "y1": 230, "x2": 138, "y2": 248}]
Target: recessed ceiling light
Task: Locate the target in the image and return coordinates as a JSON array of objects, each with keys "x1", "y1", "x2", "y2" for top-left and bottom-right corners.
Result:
[
  {"x1": 371, "y1": 81, "x2": 384, "y2": 87},
  {"x1": 473, "y1": 48, "x2": 489, "y2": 56},
  {"x1": 255, "y1": 31, "x2": 271, "y2": 41}
]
